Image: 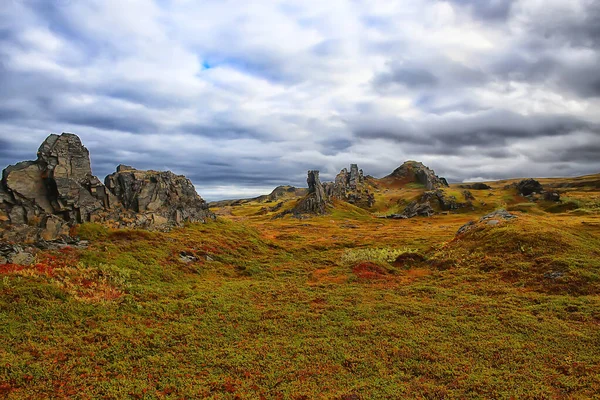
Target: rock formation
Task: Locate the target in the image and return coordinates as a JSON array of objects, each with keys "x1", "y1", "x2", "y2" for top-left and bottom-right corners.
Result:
[
  {"x1": 290, "y1": 170, "x2": 328, "y2": 215},
  {"x1": 1, "y1": 133, "x2": 214, "y2": 244},
  {"x1": 323, "y1": 164, "x2": 375, "y2": 208},
  {"x1": 105, "y1": 165, "x2": 212, "y2": 226},
  {"x1": 384, "y1": 161, "x2": 449, "y2": 190}
]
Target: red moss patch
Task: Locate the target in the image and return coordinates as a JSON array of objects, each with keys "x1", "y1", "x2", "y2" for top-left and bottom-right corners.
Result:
[{"x1": 352, "y1": 262, "x2": 388, "y2": 280}]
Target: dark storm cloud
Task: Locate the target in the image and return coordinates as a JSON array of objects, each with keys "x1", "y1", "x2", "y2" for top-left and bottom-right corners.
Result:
[{"x1": 353, "y1": 110, "x2": 597, "y2": 148}]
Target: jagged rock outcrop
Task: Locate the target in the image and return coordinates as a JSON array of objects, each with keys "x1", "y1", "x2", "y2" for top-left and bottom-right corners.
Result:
[
  {"x1": 1, "y1": 133, "x2": 111, "y2": 241},
  {"x1": 0, "y1": 133, "x2": 214, "y2": 246},
  {"x1": 104, "y1": 165, "x2": 213, "y2": 226},
  {"x1": 290, "y1": 170, "x2": 328, "y2": 215},
  {"x1": 323, "y1": 164, "x2": 375, "y2": 208},
  {"x1": 384, "y1": 161, "x2": 449, "y2": 190},
  {"x1": 517, "y1": 179, "x2": 543, "y2": 196}
]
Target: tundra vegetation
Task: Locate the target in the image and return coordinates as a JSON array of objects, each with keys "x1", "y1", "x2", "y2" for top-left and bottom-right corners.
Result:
[{"x1": 1, "y1": 167, "x2": 600, "y2": 398}]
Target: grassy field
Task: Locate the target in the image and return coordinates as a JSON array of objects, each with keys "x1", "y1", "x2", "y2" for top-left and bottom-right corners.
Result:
[{"x1": 1, "y1": 176, "x2": 600, "y2": 399}]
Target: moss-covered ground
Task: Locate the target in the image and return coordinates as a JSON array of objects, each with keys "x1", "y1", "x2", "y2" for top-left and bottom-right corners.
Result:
[{"x1": 1, "y1": 175, "x2": 599, "y2": 399}]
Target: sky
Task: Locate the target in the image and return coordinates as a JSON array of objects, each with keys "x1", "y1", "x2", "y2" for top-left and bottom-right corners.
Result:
[{"x1": 0, "y1": 0, "x2": 599, "y2": 200}]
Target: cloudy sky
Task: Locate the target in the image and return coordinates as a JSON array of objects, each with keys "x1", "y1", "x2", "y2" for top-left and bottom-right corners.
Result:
[{"x1": 0, "y1": 0, "x2": 599, "y2": 200}]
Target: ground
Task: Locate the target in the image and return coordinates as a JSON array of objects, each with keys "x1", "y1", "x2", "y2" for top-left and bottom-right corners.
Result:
[{"x1": 1, "y1": 175, "x2": 599, "y2": 399}]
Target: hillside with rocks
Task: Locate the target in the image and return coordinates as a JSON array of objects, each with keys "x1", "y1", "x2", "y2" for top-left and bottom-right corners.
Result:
[{"x1": 1, "y1": 133, "x2": 600, "y2": 399}]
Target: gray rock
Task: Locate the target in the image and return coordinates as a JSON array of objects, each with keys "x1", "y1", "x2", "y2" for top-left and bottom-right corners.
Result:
[
  {"x1": 105, "y1": 166, "x2": 214, "y2": 226},
  {"x1": 457, "y1": 209, "x2": 517, "y2": 235},
  {"x1": 290, "y1": 170, "x2": 328, "y2": 215},
  {"x1": 544, "y1": 191, "x2": 561, "y2": 202},
  {"x1": 323, "y1": 164, "x2": 374, "y2": 208},
  {"x1": 517, "y1": 179, "x2": 543, "y2": 196}
]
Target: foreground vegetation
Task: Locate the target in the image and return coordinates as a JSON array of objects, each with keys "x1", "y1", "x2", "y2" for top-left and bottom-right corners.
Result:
[{"x1": 1, "y1": 176, "x2": 600, "y2": 399}]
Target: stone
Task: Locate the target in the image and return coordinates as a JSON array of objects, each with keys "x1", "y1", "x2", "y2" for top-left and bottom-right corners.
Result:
[
  {"x1": 323, "y1": 164, "x2": 374, "y2": 208},
  {"x1": 385, "y1": 161, "x2": 449, "y2": 190},
  {"x1": 457, "y1": 209, "x2": 517, "y2": 235},
  {"x1": 290, "y1": 170, "x2": 328, "y2": 215},
  {"x1": 40, "y1": 215, "x2": 69, "y2": 241},
  {"x1": 105, "y1": 166, "x2": 214, "y2": 226},
  {"x1": 517, "y1": 179, "x2": 543, "y2": 196},
  {"x1": 544, "y1": 191, "x2": 561, "y2": 202},
  {"x1": 1, "y1": 133, "x2": 215, "y2": 239},
  {"x1": 401, "y1": 201, "x2": 435, "y2": 218},
  {"x1": 179, "y1": 251, "x2": 198, "y2": 263}
]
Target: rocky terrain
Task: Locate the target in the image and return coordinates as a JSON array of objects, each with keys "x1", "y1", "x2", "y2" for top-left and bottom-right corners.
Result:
[
  {"x1": 1, "y1": 133, "x2": 600, "y2": 399},
  {"x1": 0, "y1": 133, "x2": 213, "y2": 251}
]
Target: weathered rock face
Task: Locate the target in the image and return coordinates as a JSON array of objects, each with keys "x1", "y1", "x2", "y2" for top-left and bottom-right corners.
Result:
[
  {"x1": 385, "y1": 161, "x2": 449, "y2": 190},
  {"x1": 323, "y1": 164, "x2": 375, "y2": 208},
  {"x1": 290, "y1": 170, "x2": 328, "y2": 215},
  {"x1": 0, "y1": 133, "x2": 111, "y2": 241},
  {"x1": 517, "y1": 179, "x2": 543, "y2": 196},
  {"x1": 1, "y1": 133, "x2": 215, "y2": 247},
  {"x1": 104, "y1": 165, "x2": 213, "y2": 226}
]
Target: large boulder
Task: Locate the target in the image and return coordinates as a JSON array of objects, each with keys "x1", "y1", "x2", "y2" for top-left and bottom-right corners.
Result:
[
  {"x1": 104, "y1": 165, "x2": 213, "y2": 225},
  {"x1": 385, "y1": 161, "x2": 449, "y2": 190},
  {"x1": 517, "y1": 179, "x2": 543, "y2": 196}
]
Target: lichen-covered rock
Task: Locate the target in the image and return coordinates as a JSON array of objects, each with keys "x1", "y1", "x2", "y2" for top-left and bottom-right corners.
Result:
[
  {"x1": 104, "y1": 165, "x2": 213, "y2": 226},
  {"x1": 385, "y1": 161, "x2": 449, "y2": 190}
]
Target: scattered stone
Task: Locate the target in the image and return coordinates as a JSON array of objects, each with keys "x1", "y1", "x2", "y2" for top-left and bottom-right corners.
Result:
[
  {"x1": 0, "y1": 243, "x2": 35, "y2": 265},
  {"x1": 457, "y1": 209, "x2": 516, "y2": 235},
  {"x1": 517, "y1": 179, "x2": 543, "y2": 196},
  {"x1": 544, "y1": 191, "x2": 561, "y2": 202},
  {"x1": 179, "y1": 251, "x2": 198, "y2": 263}
]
